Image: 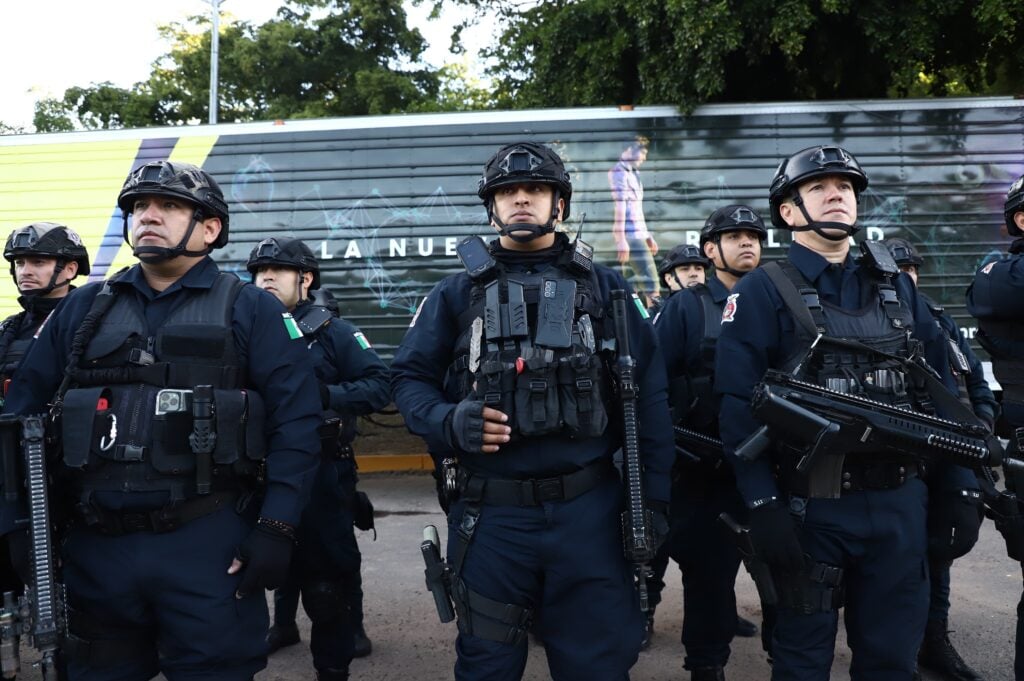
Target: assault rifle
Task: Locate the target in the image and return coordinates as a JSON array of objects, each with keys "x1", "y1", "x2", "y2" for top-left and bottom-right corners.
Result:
[
  {"x1": 673, "y1": 425, "x2": 724, "y2": 466},
  {"x1": 0, "y1": 415, "x2": 63, "y2": 680},
  {"x1": 738, "y1": 369, "x2": 1003, "y2": 497},
  {"x1": 610, "y1": 290, "x2": 655, "y2": 612}
]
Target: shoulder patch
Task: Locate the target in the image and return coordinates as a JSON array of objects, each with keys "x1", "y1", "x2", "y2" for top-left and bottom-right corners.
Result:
[
  {"x1": 980, "y1": 262, "x2": 996, "y2": 275},
  {"x1": 281, "y1": 312, "x2": 303, "y2": 340},
  {"x1": 353, "y1": 331, "x2": 372, "y2": 350},
  {"x1": 721, "y1": 293, "x2": 740, "y2": 323}
]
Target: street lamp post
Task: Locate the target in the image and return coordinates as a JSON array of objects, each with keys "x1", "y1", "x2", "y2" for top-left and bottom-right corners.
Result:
[{"x1": 208, "y1": 0, "x2": 222, "y2": 125}]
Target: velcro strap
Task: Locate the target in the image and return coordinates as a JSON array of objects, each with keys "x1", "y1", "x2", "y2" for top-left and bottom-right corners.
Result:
[{"x1": 455, "y1": 584, "x2": 532, "y2": 646}]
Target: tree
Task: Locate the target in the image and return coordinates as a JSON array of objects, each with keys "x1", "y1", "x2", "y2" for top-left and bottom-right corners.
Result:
[
  {"x1": 440, "y1": 0, "x2": 1024, "y2": 111},
  {"x1": 35, "y1": 0, "x2": 448, "y2": 131}
]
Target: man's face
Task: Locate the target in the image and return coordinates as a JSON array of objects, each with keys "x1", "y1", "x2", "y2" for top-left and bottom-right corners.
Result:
[
  {"x1": 899, "y1": 263, "x2": 919, "y2": 286},
  {"x1": 667, "y1": 264, "x2": 705, "y2": 291},
  {"x1": 254, "y1": 265, "x2": 306, "y2": 310},
  {"x1": 705, "y1": 229, "x2": 762, "y2": 273},
  {"x1": 131, "y1": 193, "x2": 220, "y2": 255},
  {"x1": 781, "y1": 174, "x2": 858, "y2": 231},
  {"x1": 14, "y1": 255, "x2": 68, "y2": 297},
  {"x1": 491, "y1": 182, "x2": 561, "y2": 237}
]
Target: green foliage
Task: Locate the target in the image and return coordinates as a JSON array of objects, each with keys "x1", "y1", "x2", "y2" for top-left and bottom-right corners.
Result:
[
  {"x1": 34, "y1": 0, "x2": 453, "y2": 131},
  {"x1": 440, "y1": 0, "x2": 1024, "y2": 111}
]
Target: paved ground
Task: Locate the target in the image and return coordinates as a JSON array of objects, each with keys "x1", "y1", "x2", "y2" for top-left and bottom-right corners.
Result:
[{"x1": 15, "y1": 471, "x2": 1022, "y2": 679}]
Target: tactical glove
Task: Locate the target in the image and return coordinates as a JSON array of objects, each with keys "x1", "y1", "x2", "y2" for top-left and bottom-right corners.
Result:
[
  {"x1": 928, "y1": 490, "x2": 982, "y2": 562},
  {"x1": 993, "y1": 507, "x2": 1024, "y2": 562},
  {"x1": 234, "y1": 520, "x2": 295, "y2": 598},
  {"x1": 448, "y1": 399, "x2": 486, "y2": 453},
  {"x1": 748, "y1": 502, "x2": 805, "y2": 572}
]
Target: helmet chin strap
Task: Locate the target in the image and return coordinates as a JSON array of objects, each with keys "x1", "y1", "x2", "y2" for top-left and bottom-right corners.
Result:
[
  {"x1": 790, "y1": 197, "x2": 859, "y2": 241},
  {"x1": 124, "y1": 209, "x2": 212, "y2": 263},
  {"x1": 488, "y1": 191, "x2": 561, "y2": 243},
  {"x1": 712, "y1": 236, "x2": 753, "y2": 279},
  {"x1": 16, "y1": 259, "x2": 69, "y2": 298}
]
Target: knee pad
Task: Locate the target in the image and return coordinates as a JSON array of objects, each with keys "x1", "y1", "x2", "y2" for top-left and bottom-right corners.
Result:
[{"x1": 302, "y1": 580, "x2": 347, "y2": 624}]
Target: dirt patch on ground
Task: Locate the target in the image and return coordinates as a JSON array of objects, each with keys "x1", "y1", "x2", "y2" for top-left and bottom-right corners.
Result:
[{"x1": 353, "y1": 405, "x2": 427, "y2": 456}]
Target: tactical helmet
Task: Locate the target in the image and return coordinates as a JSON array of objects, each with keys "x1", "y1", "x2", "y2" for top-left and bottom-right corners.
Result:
[
  {"x1": 883, "y1": 237, "x2": 924, "y2": 268},
  {"x1": 117, "y1": 160, "x2": 230, "y2": 251},
  {"x1": 246, "y1": 237, "x2": 321, "y2": 290},
  {"x1": 477, "y1": 143, "x2": 572, "y2": 242},
  {"x1": 658, "y1": 245, "x2": 710, "y2": 280},
  {"x1": 4, "y1": 222, "x2": 91, "y2": 276},
  {"x1": 768, "y1": 145, "x2": 868, "y2": 229},
  {"x1": 700, "y1": 205, "x2": 768, "y2": 247},
  {"x1": 1005, "y1": 174, "x2": 1024, "y2": 237}
]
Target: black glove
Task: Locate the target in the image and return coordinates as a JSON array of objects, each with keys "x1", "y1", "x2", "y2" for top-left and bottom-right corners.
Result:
[
  {"x1": 648, "y1": 501, "x2": 670, "y2": 551},
  {"x1": 928, "y1": 490, "x2": 983, "y2": 562},
  {"x1": 747, "y1": 502, "x2": 805, "y2": 572},
  {"x1": 448, "y1": 399, "x2": 486, "y2": 453},
  {"x1": 234, "y1": 520, "x2": 295, "y2": 598},
  {"x1": 993, "y1": 507, "x2": 1024, "y2": 562},
  {"x1": 319, "y1": 383, "x2": 332, "y2": 409}
]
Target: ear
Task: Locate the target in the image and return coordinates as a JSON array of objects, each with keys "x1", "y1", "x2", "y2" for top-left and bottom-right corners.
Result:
[
  {"x1": 62, "y1": 260, "x2": 79, "y2": 280},
  {"x1": 302, "y1": 271, "x2": 314, "y2": 293},
  {"x1": 778, "y1": 202, "x2": 797, "y2": 227},
  {"x1": 702, "y1": 240, "x2": 716, "y2": 260},
  {"x1": 1016, "y1": 211, "x2": 1024, "y2": 232},
  {"x1": 555, "y1": 197, "x2": 566, "y2": 223},
  {"x1": 202, "y1": 217, "x2": 223, "y2": 247}
]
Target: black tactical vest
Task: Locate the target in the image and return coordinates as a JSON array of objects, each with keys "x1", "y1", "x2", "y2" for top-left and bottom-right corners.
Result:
[
  {"x1": 445, "y1": 257, "x2": 612, "y2": 441},
  {"x1": 292, "y1": 301, "x2": 358, "y2": 450},
  {"x1": 58, "y1": 273, "x2": 267, "y2": 501},
  {"x1": 769, "y1": 261, "x2": 920, "y2": 409},
  {"x1": 0, "y1": 313, "x2": 30, "y2": 382},
  {"x1": 668, "y1": 284, "x2": 723, "y2": 434}
]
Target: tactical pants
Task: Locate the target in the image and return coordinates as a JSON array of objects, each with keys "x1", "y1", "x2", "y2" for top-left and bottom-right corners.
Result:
[
  {"x1": 280, "y1": 457, "x2": 361, "y2": 673},
  {"x1": 646, "y1": 542, "x2": 670, "y2": 612},
  {"x1": 927, "y1": 558, "x2": 952, "y2": 623},
  {"x1": 1016, "y1": 574, "x2": 1024, "y2": 681},
  {"x1": 668, "y1": 470, "x2": 746, "y2": 670},
  {"x1": 61, "y1": 505, "x2": 266, "y2": 681},
  {"x1": 771, "y1": 478, "x2": 929, "y2": 681},
  {"x1": 447, "y1": 477, "x2": 641, "y2": 681}
]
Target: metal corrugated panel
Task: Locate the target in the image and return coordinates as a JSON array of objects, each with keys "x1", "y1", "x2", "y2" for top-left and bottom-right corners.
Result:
[{"x1": 1, "y1": 99, "x2": 1021, "y2": 359}]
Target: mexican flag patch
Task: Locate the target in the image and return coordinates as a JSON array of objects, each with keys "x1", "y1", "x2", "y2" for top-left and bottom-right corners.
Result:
[
  {"x1": 354, "y1": 331, "x2": 372, "y2": 350},
  {"x1": 282, "y1": 312, "x2": 303, "y2": 340}
]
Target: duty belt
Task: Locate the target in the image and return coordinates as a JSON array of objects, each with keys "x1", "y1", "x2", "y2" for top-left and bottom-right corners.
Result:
[
  {"x1": 457, "y1": 459, "x2": 615, "y2": 506},
  {"x1": 74, "y1": 490, "x2": 239, "y2": 535},
  {"x1": 839, "y1": 460, "x2": 919, "y2": 492}
]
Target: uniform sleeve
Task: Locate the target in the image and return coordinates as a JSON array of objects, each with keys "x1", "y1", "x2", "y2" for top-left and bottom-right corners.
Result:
[
  {"x1": 653, "y1": 291, "x2": 698, "y2": 379},
  {"x1": 714, "y1": 272, "x2": 784, "y2": 505},
  {"x1": 323, "y1": 319, "x2": 391, "y2": 416},
  {"x1": 966, "y1": 258, "x2": 1024, "y2": 318},
  {"x1": 233, "y1": 286, "x2": 321, "y2": 526},
  {"x1": 390, "y1": 279, "x2": 462, "y2": 454},
  {"x1": 942, "y1": 312, "x2": 998, "y2": 425}
]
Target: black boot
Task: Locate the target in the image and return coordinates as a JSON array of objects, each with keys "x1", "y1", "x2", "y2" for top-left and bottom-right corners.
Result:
[
  {"x1": 315, "y1": 668, "x2": 349, "y2": 681},
  {"x1": 352, "y1": 624, "x2": 372, "y2": 658},
  {"x1": 691, "y1": 666, "x2": 725, "y2": 681},
  {"x1": 735, "y1": 615, "x2": 758, "y2": 638},
  {"x1": 266, "y1": 621, "x2": 301, "y2": 654},
  {"x1": 918, "y1": 619, "x2": 984, "y2": 681}
]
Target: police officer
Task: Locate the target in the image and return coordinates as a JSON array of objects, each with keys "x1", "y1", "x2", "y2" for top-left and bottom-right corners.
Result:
[
  {"x1": 391, "y1": 141, "x2": 674, "y2": 681},
  {"x1": 653, "y1": 206, "x2": 765, "y2": 680},
  {"x1": 248, "y1": 237, "x2": 390, "y2": 681},
  {"x1": 966, "y1": 173, "x2": 1024, "y2": 681},
  {"x1": 2, "y1": 161, "x2": 321, "y2": 680},
  {"x1": 0, "y1": 223, "x2": 90, "y2": 676},
  {"x1": 887, "y1": 237, "x2": 993, "y2": 681},
  {"x1": 715, "y1": 145, "x2": 983, "y2": 680},
  {"x1": 648, "y1": 245, "x2": 710, "y2": 316}
]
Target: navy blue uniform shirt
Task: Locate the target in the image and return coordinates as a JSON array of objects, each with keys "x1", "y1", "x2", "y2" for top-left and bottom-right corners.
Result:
[
  {"x1": 715, "y1": 242, "x2": 977, "y2": 505},
  {"x1": 653, "y1": 276, "x2": 729, "y2": 381},
  {"x1": 3, "y1": 257, "x2": 321, "y2": 526},
  {"x1": 966, "y1": 254, "x2": 1024, "y2": 319},
  {"x1": 303, "y1": 306, "x2": 391, "y2": 417},
  {"x1": 390, "y1": 252, "x2": 674, "y2": 503}
]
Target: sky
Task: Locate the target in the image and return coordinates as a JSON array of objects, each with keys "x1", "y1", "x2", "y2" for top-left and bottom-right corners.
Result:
[{"x1": 0, "y1": 0, "x2": 483, "y2": 131}]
